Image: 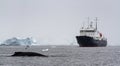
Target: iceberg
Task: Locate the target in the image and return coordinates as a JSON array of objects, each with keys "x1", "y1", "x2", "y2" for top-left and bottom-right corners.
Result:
[{"x1": 0, "y1": 37, "x2": 36, "y2": 46}]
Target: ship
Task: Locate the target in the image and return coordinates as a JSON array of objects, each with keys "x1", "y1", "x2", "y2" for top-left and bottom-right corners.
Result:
[{"x1": 76, "y1": 18, "x2": 107, "y2": 47}]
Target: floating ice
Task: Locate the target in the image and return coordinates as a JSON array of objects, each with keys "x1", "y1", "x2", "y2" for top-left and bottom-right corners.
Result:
[
  {"x1": 42, "y1": 49, "x2": 49, "y2": 52},
  {"x1": 0, "y1": 37, "x2": 37, "y2": 46}
]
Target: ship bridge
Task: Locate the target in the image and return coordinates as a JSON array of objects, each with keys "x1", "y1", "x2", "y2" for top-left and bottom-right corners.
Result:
[{"x1": 80, "y1": 28, "x2": 96, "y2": 37}]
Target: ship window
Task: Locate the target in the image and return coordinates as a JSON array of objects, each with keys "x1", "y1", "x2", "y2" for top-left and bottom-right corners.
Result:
[{"x1": 80, "y1": 30, "x2": 95, "y2": 32}]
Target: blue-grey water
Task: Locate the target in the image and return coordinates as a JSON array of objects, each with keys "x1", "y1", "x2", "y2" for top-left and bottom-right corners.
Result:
[{"x1": 0, "y1": 45, "x2": 120, "y2": 66}]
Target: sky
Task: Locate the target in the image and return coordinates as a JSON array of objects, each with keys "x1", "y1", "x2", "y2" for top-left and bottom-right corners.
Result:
[{"x1": 0, "y1": 0, "x2": 120, "y2": 46}]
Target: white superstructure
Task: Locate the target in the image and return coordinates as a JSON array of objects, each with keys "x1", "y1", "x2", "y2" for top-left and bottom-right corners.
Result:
[{"x1": 80, "y1": 18, "x2": 106, "y2": 40}]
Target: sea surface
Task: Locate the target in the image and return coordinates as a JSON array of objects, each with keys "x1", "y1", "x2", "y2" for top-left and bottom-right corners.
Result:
[{"x1": 0, "y1": 45, "x2": 120, "y2": 66}]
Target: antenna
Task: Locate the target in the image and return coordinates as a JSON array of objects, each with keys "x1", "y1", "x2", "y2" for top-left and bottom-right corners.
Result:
[
  {"x1": 90, "y1": 21, "x2": 93, "y2": 28},
  {"x1": 82, "y1": 22, "x2": 85, "y2": 29}
]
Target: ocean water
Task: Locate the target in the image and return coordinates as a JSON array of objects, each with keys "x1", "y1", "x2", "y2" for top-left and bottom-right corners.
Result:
[{"x1": 0, "y1": 45, "x2": 120, "y2": 66}]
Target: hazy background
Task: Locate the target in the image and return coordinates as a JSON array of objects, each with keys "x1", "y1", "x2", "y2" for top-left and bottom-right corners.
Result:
[{"x1": 0, "y1": 0, "x2": 120, "y2": 46}]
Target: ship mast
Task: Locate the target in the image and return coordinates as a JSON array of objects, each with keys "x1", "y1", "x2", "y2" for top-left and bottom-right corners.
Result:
[
  {"x1": 87, "y1": 17, "x2": 90, "y2": 28},
  {"x1": 95, "y1": 17, "x2": 98, "y2": 30}
]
